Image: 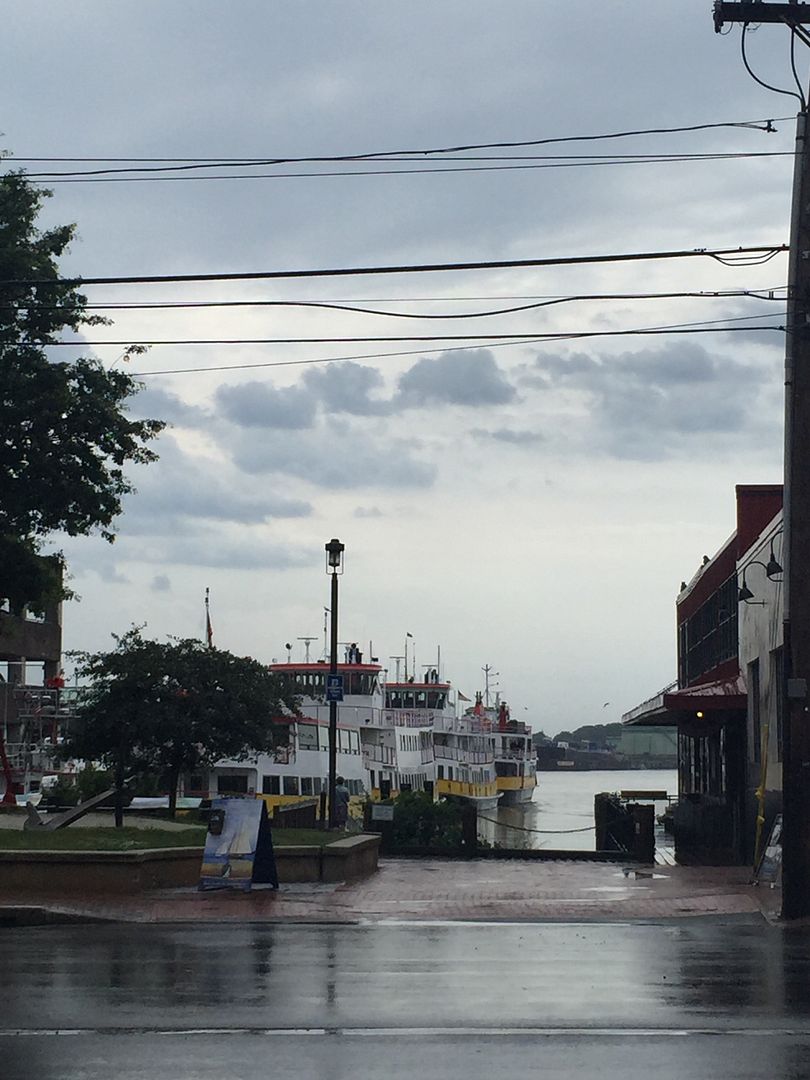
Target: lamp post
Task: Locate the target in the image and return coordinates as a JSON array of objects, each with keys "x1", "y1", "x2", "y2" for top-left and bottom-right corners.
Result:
[{"x1": 325, "y1": 538, "x2": 345, "y2": 829}]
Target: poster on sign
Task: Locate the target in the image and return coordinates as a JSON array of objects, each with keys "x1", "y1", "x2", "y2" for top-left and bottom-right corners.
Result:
[{"x1": 199, "y1": 796, "x2": 278, "y2": 891}]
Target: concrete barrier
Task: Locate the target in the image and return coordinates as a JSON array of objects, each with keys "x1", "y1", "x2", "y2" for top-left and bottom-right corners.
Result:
[{"x1": 0, "y1": 834, "x2": 380, "y2": 894}]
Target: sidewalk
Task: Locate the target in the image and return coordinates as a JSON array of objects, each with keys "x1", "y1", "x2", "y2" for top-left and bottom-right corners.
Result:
[{"x1": 0, "y1": 856, "x2": 779, "y2": 924}]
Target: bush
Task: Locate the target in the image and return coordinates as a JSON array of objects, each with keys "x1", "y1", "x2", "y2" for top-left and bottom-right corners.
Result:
[
  {"x1": 40, "y1": 775, "x2": 79, "y2": 808},
  {"x1": 387, "y1": 791, "x2": 464, "y2": 851}
]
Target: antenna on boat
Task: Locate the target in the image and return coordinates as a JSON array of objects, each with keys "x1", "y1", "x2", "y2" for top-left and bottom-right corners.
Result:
[
  {"x1": 322, "y1": 608, "x2": 329, "y2": 660},
  {"x1": 297, "y1": 637, "x2": 317, "y2": 663},
  {"x1": 482, "y1": 664, "x2": 499, "y2": 708}
]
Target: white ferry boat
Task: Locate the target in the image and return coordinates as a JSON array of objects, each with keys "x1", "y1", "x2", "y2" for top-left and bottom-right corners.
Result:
[
  {"x1": 207, "y1": 646, "x2": 502, "y2": 814},
  {"x1": 434, "y1": 694, "x2": 501, "y2": 810},
  {"x1": 208, "y1": 653, "x2": 382, "y2": 813},
  {"x1": 490, "y1": 701, "x2": 537, "y2": 805},
  {"x1": 361, "y1": 674, "x2": 443, "y2": 797}
]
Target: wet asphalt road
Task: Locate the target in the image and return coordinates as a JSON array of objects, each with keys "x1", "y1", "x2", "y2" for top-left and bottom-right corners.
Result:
[{"x1": 3, "y1": 917, "x2": 810, "y2": 1079}]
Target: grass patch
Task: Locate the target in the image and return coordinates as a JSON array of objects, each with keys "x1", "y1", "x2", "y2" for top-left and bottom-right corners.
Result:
[{"x1": 0, "y1": 827, "x2": 208, "y2": 851}]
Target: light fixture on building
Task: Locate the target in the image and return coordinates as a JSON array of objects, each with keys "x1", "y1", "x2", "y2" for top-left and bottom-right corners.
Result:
[{"x1": 766, "y1": 547, "x2": 783, "y2": 579}]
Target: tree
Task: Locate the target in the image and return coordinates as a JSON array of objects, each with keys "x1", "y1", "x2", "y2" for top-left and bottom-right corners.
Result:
[
  {"x1": 0, "y1": 170, "x2": 163, "y2": 609},
  {"x1": 67, "y1": 630, "x2": 301, "y2": 819}
]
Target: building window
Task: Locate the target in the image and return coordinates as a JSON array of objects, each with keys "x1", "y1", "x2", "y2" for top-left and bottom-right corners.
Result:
[
  {"x1": 301, "y1": 777, "x2": 313, "y2": 796},
  {"x1": 679, "y1": 575, "x2": 738, "y2": 686},
  {"x1": 262, "y1": 775, "x2": 280, "y2": 795},
  {"x1": 218, "y1": 774, "x2": 248, "y2": 794},
  {"x1": 749, "y1": 659, "x2": 761, "y2": 764},
  {"x1": 283, "y1": 776, "x2": 299, "y2": 796},
  {"x1": 313, "y1": 777, "x2": 323, "y2": 795}
]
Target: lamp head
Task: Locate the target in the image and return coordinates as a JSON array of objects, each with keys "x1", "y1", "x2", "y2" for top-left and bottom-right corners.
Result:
[
  {"x1": 738, "y1": 579, "x2": 755, "y2": 603},
  {"x1": 766, "y1": 550, "x2": 783, "y2": 579},
  {"x1": 325, "y1": 537, "x2": 345, "y2": 573}
]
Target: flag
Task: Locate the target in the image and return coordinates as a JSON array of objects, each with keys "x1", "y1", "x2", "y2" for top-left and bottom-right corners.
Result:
[
  {"x1": 406, "y1": 632, "x2": 413, "y2": 638},
  {"x1": 458, "y1": 691, "x2": 472, "y2": 702},
  {"x1": 205, "y1": 588, "x2": 213, "y2": 648}
]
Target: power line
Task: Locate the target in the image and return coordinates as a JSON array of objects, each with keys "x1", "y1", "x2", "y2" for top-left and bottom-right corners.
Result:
[
  {"x1": 2, "y1": 245, "x2": 787, "y2": 289},
  {"x1": 2, "y1": 288, "x2": 786, "y2": 320},
  {"x1": 23, "y1": 309, "x2": 787, "y2": 348},
  {"x1": 4, "y1": 115, "x2": 788, "y2": 175},
  {"x1": 20, "y1": 153, "x2": 796, "y2": 185},
  {"x1": 42, "y1": 325, "x2": 784, "y2": 382}
]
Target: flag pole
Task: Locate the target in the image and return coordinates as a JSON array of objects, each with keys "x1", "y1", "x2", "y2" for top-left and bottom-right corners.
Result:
[{"x1": 205, "y1": 587, "x2": 213, "y2": 648}]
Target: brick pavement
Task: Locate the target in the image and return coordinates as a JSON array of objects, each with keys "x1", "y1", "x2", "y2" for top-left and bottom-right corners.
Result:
[{"x1": 0, "y1": 856, "x2": 778, "y2": 924}]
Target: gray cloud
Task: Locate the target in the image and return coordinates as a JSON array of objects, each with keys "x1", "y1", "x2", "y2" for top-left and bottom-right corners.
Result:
[
  {"x1": 151, "y1": 574, "x2": 171, "y2": 592},
  {"x1": 396, "y1": 350, "x2": 516, "y2": 408},
  {"x1": 129, "y1": 385, "x2": 209, "y2": 428},
  {"x1": 215, "y1": 382, "x2": 317, "y2": 430},
  {"x1": 232, "y1": 419, "x2": 436, "y2": 489},
  {"x1": 471, "y1": 427, "x2": 544, "y2": 446},
  {"x1": 354, "y1": 505, "x2": 383, "y2": 518},
  {"x1": 155, "y1": 537, "x2": 318, "y2": 572},
  {"x1": 122, "y1": 436, "x2": 313, "y2": 527},
  {"x1": 528, "y1": 344, "x2": 778, "y2": 460},
  {"x1": 303, "y1": 362, "x2": 391, "y2": 415}
]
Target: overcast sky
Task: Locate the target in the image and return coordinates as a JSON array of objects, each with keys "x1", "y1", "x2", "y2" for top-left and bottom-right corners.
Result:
[{"x1": 2, "y1": 2, "x2": 798, "y2": 729}]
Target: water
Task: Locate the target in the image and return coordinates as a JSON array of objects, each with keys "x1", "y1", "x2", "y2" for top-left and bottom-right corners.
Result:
[{"x1": 478, "y1": 768, "x2": 678, "y2": 851}]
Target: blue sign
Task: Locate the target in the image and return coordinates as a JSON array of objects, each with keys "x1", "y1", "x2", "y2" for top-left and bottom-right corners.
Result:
[{"x1": 326, "y1": 673, "x2": 344, "y2": 701}]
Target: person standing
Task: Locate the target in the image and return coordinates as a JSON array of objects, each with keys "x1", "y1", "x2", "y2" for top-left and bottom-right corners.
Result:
[{"x1": 334, "y1": 776, "x2": 350, "y2": 828}]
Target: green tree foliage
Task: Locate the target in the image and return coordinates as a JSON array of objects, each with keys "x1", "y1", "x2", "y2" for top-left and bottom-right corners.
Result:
[
  {"x1": 0, "y1": 171, "x2": 163, "y2": 608},
  {"x1": 553, "y1": 722, "x2": 624, "y2": 747},
  {"x1": 67, "y1": 630, "x2": 301, "y2": 816}
]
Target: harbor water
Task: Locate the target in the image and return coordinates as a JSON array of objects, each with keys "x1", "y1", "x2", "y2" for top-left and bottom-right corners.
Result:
[{"x1": 477, "y1": 768, "x2": 678, "y2": 851}]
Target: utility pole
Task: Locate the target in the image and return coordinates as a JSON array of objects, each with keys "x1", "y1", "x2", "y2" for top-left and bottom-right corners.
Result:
[
  {"x1": 324, "y1": 539, "x2": 345, "y2": 830},
  {"x1": 715, "y1": 2, "x2": 810, "y2": 918}
]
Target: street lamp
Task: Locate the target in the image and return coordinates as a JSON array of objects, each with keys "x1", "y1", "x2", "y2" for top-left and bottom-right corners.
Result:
[{"x1": 325, "y1": 538, "x2": 345, "y2": 828}]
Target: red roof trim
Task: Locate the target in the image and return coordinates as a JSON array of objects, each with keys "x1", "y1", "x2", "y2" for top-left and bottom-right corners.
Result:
[
  {"x1": 270, "y1": 662, "x2": 382, "y2": 673},
  {"x1": 662, "y1": 673, "x2": 747, "y2": 712}
]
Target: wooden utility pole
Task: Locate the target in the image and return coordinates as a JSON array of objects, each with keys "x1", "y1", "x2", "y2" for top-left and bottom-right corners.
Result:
[{"x1": 715, "y1": 1, "x2": 810, "y2": 918}]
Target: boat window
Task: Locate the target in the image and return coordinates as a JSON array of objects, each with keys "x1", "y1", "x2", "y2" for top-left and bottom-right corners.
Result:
[
  {"x1": 217, "y1": 774, "x2": 248, "y2": 794},
  {"x1": 339, "y1": 728, "x2": 351, "y2": 753},
  {"x1": 298, "y1": 724, "x2": 318, "y2": 751},
  {"x1": 262, "y1": 775, "x2": 280, "y2": 795}
]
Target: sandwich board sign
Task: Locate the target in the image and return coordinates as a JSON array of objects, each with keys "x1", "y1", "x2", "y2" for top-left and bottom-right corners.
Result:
[
  {"x1": 755, "y1": 813, "x2": 783, "y2": 887},
  {"x1": 198, "y1": 796, "x2": 278, "y2": 892}
]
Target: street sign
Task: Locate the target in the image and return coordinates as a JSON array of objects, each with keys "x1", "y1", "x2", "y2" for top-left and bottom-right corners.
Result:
[{"x1": 326, "y1": 674, "x2": 344, "y2": 702}]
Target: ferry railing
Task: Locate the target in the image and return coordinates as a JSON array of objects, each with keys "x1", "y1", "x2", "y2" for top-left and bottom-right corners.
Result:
[
  {"x1": 383, "y1": 709, "x2": 436, "y2": 729},
  {"x1": 433, "y1": 715, "x2": 493, "y2": 735},
  {"x1": 434, "y1": 745, "x2": 493, "y2": 765}
]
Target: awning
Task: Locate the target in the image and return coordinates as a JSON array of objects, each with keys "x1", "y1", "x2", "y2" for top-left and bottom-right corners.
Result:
[{"x1": 623, "y1": 674, "x2": 747, "y2": 727}]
